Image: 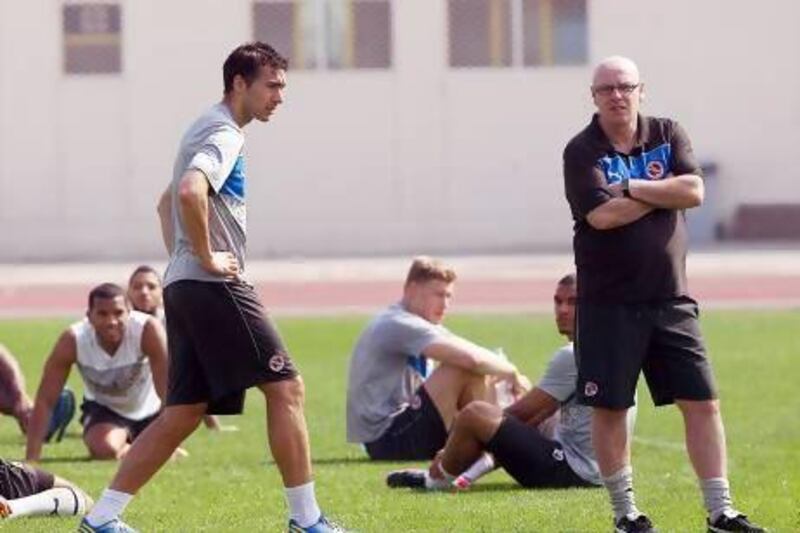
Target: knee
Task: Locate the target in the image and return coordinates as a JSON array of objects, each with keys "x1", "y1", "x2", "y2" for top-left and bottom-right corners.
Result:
[
  {"x1": 677, "y1": 399, "x2": 720, "y2": 419},
  {"x1": 86, "y1": 437, "x2": 126, "y2": 460},
  {"x1": 159, "y1": 407, "x2": 205, "y2": 435},
  {"x1": 457, "y1": 401, "x2": 496, "y2": 428},
  {"x1": 262, "y1": 377, "x2": 305, "y2": 408}
]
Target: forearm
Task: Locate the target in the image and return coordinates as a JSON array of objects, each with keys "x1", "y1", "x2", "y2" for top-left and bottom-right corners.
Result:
[
  {"x1": 157, "y1": 189, "x2": 175, "y2": 256},
  {"x1": 629, "y1": 174, "x2": 704, "y2": 209},
  {"x1": 586, "y1": 198, "x2": 654, "y2": 230},
  {"x1": 25, "y1": 400, "x2": 54, "y2": 461},
  {"x1": 178, "y1": 186, "x2": 212, "y2": 262}
]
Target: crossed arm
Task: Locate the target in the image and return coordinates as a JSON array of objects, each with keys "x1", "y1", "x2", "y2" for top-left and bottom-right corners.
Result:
[{"x1": 586, "y1": 174, "x2": 704, "y2": 230}]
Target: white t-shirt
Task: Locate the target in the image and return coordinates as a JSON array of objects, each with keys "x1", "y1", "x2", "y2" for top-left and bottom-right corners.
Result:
[{"x1": 71, "y1": 310, "x2": 161, "y2": 420}]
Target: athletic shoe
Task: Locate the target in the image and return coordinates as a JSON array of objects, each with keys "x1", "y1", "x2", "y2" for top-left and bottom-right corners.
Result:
[
  {"x1": 78, "y1": 517, "x2": 138, "y2": 532},
  {"x1": 386, "y1": 469, "x2": 426, "y2": 489},
  {"x1": 46, "y1": 388, "x2": 76, "y2": 443},
  {"x1": 615, "y1": 512, "x2": 656, "y2": 532},
  {"x1": 707, "y1": 511, "x2": 765, "y2": 532},
  {"x1": 287, "y1": 514, "x2": 347, "y2": 532}
]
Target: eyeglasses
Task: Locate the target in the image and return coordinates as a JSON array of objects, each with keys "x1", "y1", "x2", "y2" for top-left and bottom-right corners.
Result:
[{"x1": 593, "y1": 83, "x2": 640, "y2": 96}]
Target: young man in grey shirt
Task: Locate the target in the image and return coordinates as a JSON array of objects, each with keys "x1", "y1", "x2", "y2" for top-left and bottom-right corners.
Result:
[
  {"x1": 347, "y1": 256, "x2": 530, "y2": 461},
  {"x1": 387, "y1": 274, "x2": 635, "y2": 492}
]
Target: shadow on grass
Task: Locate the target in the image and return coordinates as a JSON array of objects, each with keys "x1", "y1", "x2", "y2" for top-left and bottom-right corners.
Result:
[
  {"x1": 264, "y1": 456, "x2": 374, "y2": 467},
  {"x1": 37, "y1": 455, "x2": 92, "y2": 464}
]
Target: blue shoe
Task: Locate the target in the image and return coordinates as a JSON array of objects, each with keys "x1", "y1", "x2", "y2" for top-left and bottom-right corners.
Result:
[
  {"x1": 288, "y1": 514, "x2": 347, "y2": 532},
  {"x1": 46, "y1": 388, "x2": 76, "y2": 443},
  {"x1": 78, "y1": 517, "x2": 138, "y2": 532}
]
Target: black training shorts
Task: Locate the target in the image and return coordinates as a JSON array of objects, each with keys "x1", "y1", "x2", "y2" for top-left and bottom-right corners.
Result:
[
  {"x1": 79, "y1": 400, "x2": 157, "y2": 442},
  {"x1": 575, "y1": 296, "x2": 717, "y2": 409},
  {"x1": 486, "y1": 416, "x2": 593, "y2": 488},
  {"x1": 0, "y1": 459, "x2": 54, "y2": 499},
  {"x1": 164, "y1": 280, "x2": 299, "y2": 415},
  {"x1": 365, "y1": 386, "x2": 448, "y2": 461}
]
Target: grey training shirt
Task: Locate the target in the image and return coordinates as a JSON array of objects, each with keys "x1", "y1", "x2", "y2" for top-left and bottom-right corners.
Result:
[
  {"x1": 164, "y1": 103, "x2": 247, "y2": 287},
  {"x1": 346, "y1": 303, "x2": 450, "y2": 443}
]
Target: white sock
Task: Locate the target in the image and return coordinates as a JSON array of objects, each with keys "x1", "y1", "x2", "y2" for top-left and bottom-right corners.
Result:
[
  {"x1": 285, "y1": 481, "x2": 321, "y2": 528},
  {"x1": 425, "y1": 463, "x2": 455, "y2": 490},
  {"x1": 602, "y1": 465, "x2": 640, "y2": 522},
  {"x1": 6, "y1": 487, "x2": 84, "y2": 519},
  {"x1": 456, "y1": 453, "x2": 496, "y2": 485},
  {"x1": 700, "y1": 477, "x2": 734, "y2": 522},
  {"x1": 85, "y1": 488, "x2": 133, "y2": 526}
]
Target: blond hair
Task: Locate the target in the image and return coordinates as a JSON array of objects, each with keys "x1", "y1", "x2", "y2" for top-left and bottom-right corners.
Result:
[{"x1": 404, "y1": 256, "x2": 457, "y2": 286}]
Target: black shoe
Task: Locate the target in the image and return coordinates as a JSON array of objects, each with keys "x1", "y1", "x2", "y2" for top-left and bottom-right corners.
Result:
[
  {"x1": 615, "y1": 513, "x2": 656, "y2": 533},
  {"x1": 708, "y1": 512, "x2": 765, "y2": 532},
  {"x1": 386, "y1": 469, "x2": 426, "y2": 489}
]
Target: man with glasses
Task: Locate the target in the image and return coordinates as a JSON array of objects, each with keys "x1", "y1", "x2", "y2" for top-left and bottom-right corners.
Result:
[{"x1": 562, "y1": 56, "x2": 764, "y2": 533}]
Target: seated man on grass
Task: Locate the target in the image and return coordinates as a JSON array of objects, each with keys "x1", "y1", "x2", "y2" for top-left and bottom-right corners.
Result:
[
  {"x1": 387, "y1": 274, "x2": 636, "y2": 490},
  {"x1": 26, "y1": 283, "x2": 168, "y2": 462},
  {"x1": 347, "y1": 256, "x2": 530, "y2": 461},
  {"x1": 0, "y1": 457, "x2": 92, "y2": 521}
]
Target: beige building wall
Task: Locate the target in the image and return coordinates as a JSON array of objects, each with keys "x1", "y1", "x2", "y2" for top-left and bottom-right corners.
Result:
[{"x1": 0, "y1": 0, "x2": 797, "y2": 260}]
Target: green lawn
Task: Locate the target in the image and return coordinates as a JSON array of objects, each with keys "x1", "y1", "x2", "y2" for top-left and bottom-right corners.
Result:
[{"x1": 0, "y1": 311, "x2": 797, "y2": 532}]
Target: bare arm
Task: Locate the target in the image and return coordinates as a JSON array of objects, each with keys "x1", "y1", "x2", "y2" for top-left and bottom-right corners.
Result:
[
  {"x1": 26, "y1": 331, "x2": 76, "y2": 462},
  {"x1": 504, "y1": 387, "x2": 559, "y2": 427},
  {"x1": 140, "y1": 318, "x2": 168, "y2": 402},
  {"x1": 178, "y1": 170, "x2": 239, "y2": 277},
  {"x1": 0, "y1": 344, "x2": 33, "y2": 432},
  {"x1": 585, "y1": 197, "x2": 655, "y2": 230},
  {"x1": 157, "y1": 185, "x2": 175, "y2": 256},
  {"x1": 627, "y1": 174, "x2": 704, "y2": 209},
  {"x1": 423, "y1": 337, "x2": 530, "y2": 395}
]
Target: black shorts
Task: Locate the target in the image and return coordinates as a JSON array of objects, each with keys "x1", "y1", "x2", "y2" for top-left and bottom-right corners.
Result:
[
  {"x1": 0, "y1": 459, "x2": 54, "y2": 499},
  {"x1": 575, "y1": 296, "x2": 717, "y2": 409},
  {"x1": 365, "y1": 386, "x2": 448, "y2": 461},
  {"x1": 164, "y1": 280, "x2": 298, "y2": 415},
  {"x1": 486, "y1": 416, "x2": 593, "y2": 488},
  {"x1": 80, "y1": 400, "x2": 158, "y2": 442}
]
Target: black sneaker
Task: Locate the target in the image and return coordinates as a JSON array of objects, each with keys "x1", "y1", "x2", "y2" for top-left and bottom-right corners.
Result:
[
  {"x1": 707, "y1": 512, "x2": 765, "y2": 532},
  {"x1": 386, "y1": 469, "x2": 426, "y2": 489},
  {"x1": 615, "y1": 513, "x2": 656, "y2": 533}
]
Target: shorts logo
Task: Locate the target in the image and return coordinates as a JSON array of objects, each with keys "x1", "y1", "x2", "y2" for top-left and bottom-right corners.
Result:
[
  {"x1": 552, "y1": 449, "x2": 565, "y2": 462},
  {"x1": 410, "y1": 394, "x2": 422, "y2": 410},
  {"x1": 584, "y1": 381, "x2": 599, "y2": 397},
  {"x1": 268, "y1": 352, "x2": 286, "y2": 373},
  {"x1": 646, "y1": 160, "x2": 665, "y2": 179}
]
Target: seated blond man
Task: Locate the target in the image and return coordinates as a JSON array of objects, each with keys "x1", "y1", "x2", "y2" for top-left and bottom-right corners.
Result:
[{"x1": 346, "y1": 257, "x2": 529, "y2": 460}]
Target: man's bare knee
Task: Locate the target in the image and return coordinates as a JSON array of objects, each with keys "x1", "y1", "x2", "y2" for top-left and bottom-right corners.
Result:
[
  {"x1": 677, "y1": 399, "x2": 720, "y2": 418},
  {"x1": 260, "y1": 377, "x2": 305, "y2": 408}
]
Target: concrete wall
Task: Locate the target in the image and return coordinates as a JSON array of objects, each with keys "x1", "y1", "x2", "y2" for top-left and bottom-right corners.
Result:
[{"x1": 0, "y1": 0, "x2": 797, "y2": 261}]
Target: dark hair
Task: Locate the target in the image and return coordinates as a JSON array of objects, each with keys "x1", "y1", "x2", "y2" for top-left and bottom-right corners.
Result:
[
  {"x1": 223, "y1": 41, "x2": 288, "y2": 94},
  {"x1": 88, "y1": 283, "x2": 127, "y2": 310},
  {"x1": 128, "y1": 265, "x2": 161, "y2": 287},
  {"x1": 557, "y1": 273, "x2": 577, "y2": 287}
]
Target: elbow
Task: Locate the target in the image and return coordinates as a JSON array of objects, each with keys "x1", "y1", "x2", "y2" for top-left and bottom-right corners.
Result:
[{"x1": 177, "y1": 183, "x2": 198, "y2": 209}]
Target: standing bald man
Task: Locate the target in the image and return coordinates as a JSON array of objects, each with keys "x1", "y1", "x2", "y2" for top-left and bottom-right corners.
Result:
[{"x1": 562, "y1": 56, "x2": 764, "y2": 533}]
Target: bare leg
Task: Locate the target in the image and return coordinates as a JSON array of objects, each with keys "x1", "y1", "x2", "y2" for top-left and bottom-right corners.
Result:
[
  {"x1": 258, "y1": 377, "x2": 312, "y2": 488},
  {"x1": 676, "y1": 399, "x2": 726, "y2": 478},
  {"x1": 423, "y1": 365, "x2": 493, "y2": 429},
  {"x1": 592, "y1": 407, "x2": 630, "y2": 476},
  {"x1": 84, "y1": 423, "x2": 131, "y2": 460},
  {"x1": 438, "y1": 401, "x2": 503, "y2": 475},
  {"x1": 110, "y1": 404, "x2": 206, "y2": 494}
]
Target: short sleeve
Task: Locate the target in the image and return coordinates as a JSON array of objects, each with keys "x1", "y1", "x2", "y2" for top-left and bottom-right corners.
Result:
[
  {"x1": 536, "y1": 347, "x2": 578, "y2": 402},
  {"x1": 375, "y1": 313, "x2": 449, "y2": 359},
  {"x1": 669, "y1": 121, "x2": 702, "y2": 177},
  {"x1": 187, "y1": 124, "x2": 245, "y2": 193},
  {"x1": 564, "y1": 142, "x2": 613, "y2": 220}
]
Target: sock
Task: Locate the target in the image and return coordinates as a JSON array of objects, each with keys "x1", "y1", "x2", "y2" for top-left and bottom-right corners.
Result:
[
  {"x1": 285, "y1": 481, "x2": 321, "y2": 528},
  {"x1": 454, "y1": 453, "x2": 496, "y2": 487},
  {"x1": 6, "y1": 487, "x2": 84, "y2": 519},
  {"x1": 602, "y1": 465, "x2": 640, "y2": 522},
  {"x1": 425, "y1": 462, "x2": 455, "y2": 490},
  {"x1": 85, "y1": 488, "x2": 133, "y2": 526},
  {"x1": 700, "y1": 477, "x2": 734, "y2": 522}
]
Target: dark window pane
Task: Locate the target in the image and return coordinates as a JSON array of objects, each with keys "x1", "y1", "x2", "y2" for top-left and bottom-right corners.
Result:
[
  {"x1": 63, "y1": 3, "x2": 122, "y2": 74},
  {"x1": 354, "y1": 1, "x2": 391, "y2": 68},
  {"x1": 65, "y1": 43, "x2": 121, "y2": 74},
  {"x1": 552, "y1": 0, "x2": 587, "y2": 65},
  {"x1": 449, "y1": 0, "x2": 511, "y2": 68},
  {"x1": 253, "y1": 2, "x2": 295, "y2": 66}
]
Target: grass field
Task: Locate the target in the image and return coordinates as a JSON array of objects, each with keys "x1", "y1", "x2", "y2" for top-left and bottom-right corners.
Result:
[{"x1": 0, "y1": 310, "x2": 798, "y2": 532}]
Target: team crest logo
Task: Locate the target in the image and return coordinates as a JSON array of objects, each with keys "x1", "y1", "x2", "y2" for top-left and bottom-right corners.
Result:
[
  {"x1": 552, "y1": 449, "x2": 565, "y2": 462},
  {"x1": 584, "y1": 381, "x2": 599, "y2": 397},
  {"x1": 268, "y1": 352, "x2": 286, "y2": 372},
  {"x1": 646, "y1": 160, "x2": 665, "y2": 179},
  {"x1": 410, "y1": 394, "x2": 423, "y2": 410}
]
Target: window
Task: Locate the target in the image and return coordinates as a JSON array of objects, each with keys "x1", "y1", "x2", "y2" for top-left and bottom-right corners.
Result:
[
  {"x1": 63, "y1": 2, "x2": 122, "y2": 74},
  {"x1": 253, "y1": 0, "x2": 392, "y2": 70},
  {"x1": 448, "y1": 0, "x2": 587, "y2": 68}
]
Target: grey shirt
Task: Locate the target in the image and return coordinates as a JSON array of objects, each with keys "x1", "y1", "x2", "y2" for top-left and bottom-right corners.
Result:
[
  {"x1": 538, "y1": 343, "x2": 637, "y2": 485},
  {"x1": 164, "y1": 103, "x2": 247, "y2": 287},
  {"x1": 346, "y1": 303, "x2": 450, "y2": 443}
]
